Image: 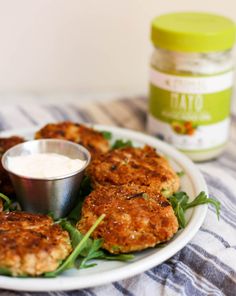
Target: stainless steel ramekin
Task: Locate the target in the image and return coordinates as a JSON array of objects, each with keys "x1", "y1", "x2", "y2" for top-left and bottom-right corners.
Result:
[{"x1": 1, "y1": 139, "x2": 91, "y2": 219}]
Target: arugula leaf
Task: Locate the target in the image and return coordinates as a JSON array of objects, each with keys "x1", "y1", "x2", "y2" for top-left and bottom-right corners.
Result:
[
  {"x1": 176, "y1": 171, "x2": 185, "y2": 177},
  {"x1": 97, "y1": 252, "x2": 134, "y2": 262},
  {"x1": 185, "y1": 191, "x2": 221, "y2": 219},
  {"x1": 67, "y1": 197, "x2": 86, "y2": 222},
  {"x1": 101, "y1": 131, "x2": 112, "y2": 140},
  {"x1": 161, "y1": 189, "x2": 172, "y2": 198},
  {"x1": 44, "y1": 214, "x2": 105, "y2": 277},
  {"x1": 168, "y1": 192, "x2": 189, "y2": 228},
  {"x1": 168, "y1": 191, "x2": 220, "y2": 229},
  {"x1": 79, "y1": 240, "x2": 134, "y2": 268},
  {"x1": 0, "y1": 267, "x2": 32, "y2": 277},
  {"x1": 66, "y1": 175, "x2": 92, "y2": 222},
  {"x1": 0, "y1": 267, "x2": 13, "y2": 276},
  {"x1": 112, "y1": 139, "x2": 133, "y2": 150},
  {"x1": 61, "y1": 220, "x2": 134, "y2": 270},
  {"x1": 79, "y1": 175, "x2": 92, "y2": 197},
  {"x1": 79, "y1": 239, "x2": 104, "y2": 268},
  {"x1": 47, "y1": 211, "x2": 56, "y2": 220},
  {"x1": 0, "y1": 193, "x2": 12, "y2": 211},
  {"x1": 61, "y1": 220, "x2": 84, "y2": 248}
]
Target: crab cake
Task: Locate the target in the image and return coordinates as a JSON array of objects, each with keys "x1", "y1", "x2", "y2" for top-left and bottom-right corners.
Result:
[
  {"x1": 88, "y1": 145, "x2": 180, "y2": 194},
  {"x1": 0, "y1": 136, "x2": 24, "y2": 156},
  {"x1": 0, "y1": 160, "x2": 16, "y2": 197},
  {"x1": 77, "y1": 185, "x2": 178, "y2": 254},
  {"x1": 0, "y1": 212, "x2": 72, "y2": 276},
  {"x1": 35, "y1": 121, "x2": 109, "y2": 155},
  {"x1": 0, "y1": 136, "x2": 25, "y2": 197}
]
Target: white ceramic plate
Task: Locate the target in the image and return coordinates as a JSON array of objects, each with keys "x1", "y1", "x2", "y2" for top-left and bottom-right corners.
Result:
[{"x1": 0, "y1": 125, "x2": 208, "y2": 291}]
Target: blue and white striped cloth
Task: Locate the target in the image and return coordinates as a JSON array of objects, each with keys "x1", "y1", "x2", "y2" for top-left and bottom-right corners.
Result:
[{"x1": 0, "y1": 97, "x2": 235, "y2": 296}]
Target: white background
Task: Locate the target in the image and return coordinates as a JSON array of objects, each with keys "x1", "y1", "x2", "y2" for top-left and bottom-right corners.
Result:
[{"x1": 0, "y1": 0, "x2": 235, "y2": 110}]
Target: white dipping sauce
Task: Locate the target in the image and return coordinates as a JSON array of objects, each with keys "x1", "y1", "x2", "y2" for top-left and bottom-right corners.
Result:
[{"x1": 7, "y1": 153, "x2": 86, "y2": 178}]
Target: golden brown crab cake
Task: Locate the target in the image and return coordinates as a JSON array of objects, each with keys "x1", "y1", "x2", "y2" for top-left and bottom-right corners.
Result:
[
  {"x1": 87, "y1": 145, "x2": 180, "y2": 195},
  {"x1": 0, "y1": 199, "x2": 3, "y2": 212},
  {"x1": 0, "y1": 136, "x2": 25, "y2": 197},
  {"x1": 35, "y1": 121, "x2": 109, "y2": 155},
  {"x1": 0, "y1": 162, "x2": 16, "y2": 197},
  {"x1": 0, "y1": 136, "x2": 25, "y2": 156},
  {"x1": 0, "y1": 212, "x2": 72, "y2": 276},
  {"x1": 0, "y1": 211, "x2": 52, "y2": 230},
  {"x1": 77, "y1": 185, "x2": 179, "y2": 254}
]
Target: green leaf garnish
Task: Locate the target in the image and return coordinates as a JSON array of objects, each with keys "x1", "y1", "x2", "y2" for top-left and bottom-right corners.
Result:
[
  {"x1": 176, "y1": 171, "x2": 185, "y2": 177},
  {"x1": 0, "y1": 267, "x2": 13, "y2": 276},
  {"x1": 168, "y1": 192, "x2": 188, "y2": 228},
  {"x1": 0, "y1": 267, "x2": 32, "y2": 277},
  {"x1": 112, "y1": 139, "x2": 133, "y2": 150},
  {"x1": 168, "y1": 191, "x2": 220, "y2": 229},
  {"x1": 67, "y1": 198, "x2": 86, "y2": 222},
  {"x1": 79, "y1": 239, "x2": 105, "y2": 269},
  {"x1": 98, "y1": 253, "x2": 134, "y2": 262},
  {"x1": 0, "y1": 193, "x2": 12, "y2": 211},
  {"x1": 61, "y1": 220, "x2": 84, "y2": 248},
  {"x1": 79, "y1": 175, "x2": 92, "y2": 197},
  {"x1": 101, "y1": 131, "x2": 112, "y2": 140},
  {"x1": 67, "y1": 176, "x2": 92, "y2": 222},
  {"x1": 110, "y1": 245, "x2": 121, "y2": 252},
  {"x1": 161, "y1": 189, "x2": 172, "y2": 198},
  {"x1": 185, "y1": 191, "x2": 221, "y2": 219},
  {"x1": 44, "y1": 214, "x2": 105, "y2": 277},
  {"x1": 61, "y1": 220, "x2": 134, "y2": 270}
]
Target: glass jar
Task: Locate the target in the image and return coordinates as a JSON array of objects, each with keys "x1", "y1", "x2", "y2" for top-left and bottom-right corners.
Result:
[{"x1": 147, "y1": 12, "x2": 236, "y2": 161}]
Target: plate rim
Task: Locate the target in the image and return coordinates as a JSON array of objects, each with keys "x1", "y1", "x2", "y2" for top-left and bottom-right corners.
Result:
[{"x1": 0, "y1": 124, "x2": 208, "y2": 291}]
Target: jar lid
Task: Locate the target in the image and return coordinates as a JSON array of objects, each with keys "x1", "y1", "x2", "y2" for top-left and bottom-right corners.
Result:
[{"x1": 151, "y1": 12, "x2": 236, "y2": 52}]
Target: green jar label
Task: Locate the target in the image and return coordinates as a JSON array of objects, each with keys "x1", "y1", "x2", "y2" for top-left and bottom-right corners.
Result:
[{"x1": 148, "y1": 68, "x2": 233, "y2": 151}]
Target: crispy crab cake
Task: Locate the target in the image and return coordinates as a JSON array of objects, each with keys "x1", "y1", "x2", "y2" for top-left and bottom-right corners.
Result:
[
  {"x1": 0, "y1": 136, "x2": 24, "y2": 155},
  {"x1": 35, "y1": 121, "x2": 109, "y2": 155},
  {"x1": 0, "y1": 136, "x2": 25, "y2": 197},
  {"x1": 87, "y1": 145, "x2": 180, "y2": 194},
  {"x1": 0, "y1": 211, "x2": 72, "y2": 276},
  {"x1": 77, "y1": 185, "x2": 179, "y2": 254}
]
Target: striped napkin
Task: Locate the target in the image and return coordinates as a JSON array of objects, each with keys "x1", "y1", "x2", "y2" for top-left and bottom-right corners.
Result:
[{"x1": 0, "y1": 97, "x2": 235, "y2": 296}]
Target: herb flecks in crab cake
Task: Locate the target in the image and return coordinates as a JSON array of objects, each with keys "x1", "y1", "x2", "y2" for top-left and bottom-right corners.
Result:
[
  {"x1": 0, "y1": 136, "x2": 25, "y2": 197},
  {"x1": 87, "y1": 145, "x2": 180, "y2": 194},
  {"x1": 0, "y1": 211, "x2": 72, "y2": 276},
  {"x1": 77, "y1": 185, "x2": 179, "y2": 254},
  {"x1": 35, "y1": 121, "x2": 109, "y2": 156}
]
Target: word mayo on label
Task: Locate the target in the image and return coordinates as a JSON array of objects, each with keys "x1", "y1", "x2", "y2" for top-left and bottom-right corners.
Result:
[
  {"x1": 170, "y1": 93, "x2": 204, "y2": 112},
  {"x1": 7, "y1": 153, "x2": 86, "y2": 178}
]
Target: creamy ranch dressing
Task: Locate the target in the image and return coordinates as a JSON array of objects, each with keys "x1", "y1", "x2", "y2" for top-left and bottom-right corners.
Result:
[{"x1": 7, "y1": 153, "x2": 86, "y2": 178}]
